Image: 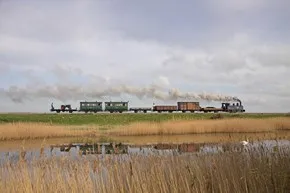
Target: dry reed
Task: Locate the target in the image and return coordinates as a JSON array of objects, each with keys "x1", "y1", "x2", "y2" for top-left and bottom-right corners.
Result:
[
  {"x1": 0, "y1": 145, "x2": 290, "y2": 192},
  {"x1": 0, "y1": 122, "x2": 99, "y2": 140},
  {"x1": 108, "y1": 117, "x2": 290, "y2": 136},
  {"x1": 2, "y1": 118, "x2": 290, "y2": 141},
  {"x1": 110, "y1": 131, "x2": 290, "y2": 144}
]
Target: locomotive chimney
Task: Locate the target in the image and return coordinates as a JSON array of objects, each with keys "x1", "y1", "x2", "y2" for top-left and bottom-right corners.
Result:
[{"x1": 237, "y1": 99, "x2": 242, "y2": 106}]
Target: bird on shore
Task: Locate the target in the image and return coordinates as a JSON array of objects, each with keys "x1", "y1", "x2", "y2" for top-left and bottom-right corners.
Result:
[{"x1": 241, "y1": 138, "x2": 249, "y2": 146}]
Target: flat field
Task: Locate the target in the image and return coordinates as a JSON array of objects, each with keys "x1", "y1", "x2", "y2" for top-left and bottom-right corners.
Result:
[{"x1": 0, "y1": 112, "x2": 289, "y2": 125}]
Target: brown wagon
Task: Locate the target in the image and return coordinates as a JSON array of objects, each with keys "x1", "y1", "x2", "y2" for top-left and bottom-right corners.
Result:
[
  {"x1": 153, "y1": 105, "x2": 177, "y2": 113},
  {"x1": 177, "y1": 102, "x2": 201, "y2": 112}
]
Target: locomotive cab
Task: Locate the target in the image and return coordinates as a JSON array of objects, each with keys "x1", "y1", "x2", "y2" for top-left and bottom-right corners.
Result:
[{"x1": 221, "y1": 103, "x2": 230, "y2": 110}]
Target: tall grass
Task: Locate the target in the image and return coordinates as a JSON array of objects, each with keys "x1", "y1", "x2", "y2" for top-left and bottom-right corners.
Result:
[
  {"x1": 1, "y1": 118, "x2": 290, "y2": 141},
  {"x1": 0, "y1": 122, "x2": 99, "y2": 140},
  {"x1": 110, "y1": 131, "x2": 290, "y2": 145},
  {"x1": 108, "y1": 117, "x2": 290, "y2": 136},
  {"x1": 0, "y1": 145, "x2": 290, "y2": 192}
]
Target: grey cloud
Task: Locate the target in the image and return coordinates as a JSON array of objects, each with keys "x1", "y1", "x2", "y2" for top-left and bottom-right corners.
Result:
[
  {"x1": 50, "y1": 64, "x2": 84, "y2": 83},
  {"x1": 249, "y1": 45, "x2": 290, "y2": 68},
  {"x1": 0, "y1": 0, "x2": 290, "y2": 112},
  {"x1": 0, "y1": 61, "x2": 10, "y2": 74},
  {"x1": 241, "y1": 82, "x2": 290, "y2": 99},
  {"x1": 0, "y1": 1, "x2": 107, "y2": 43},
  {"x1": 94, "y1": 0, "x2": 290, "y2": 47},
  {"x1": 160, "y1": 35, "x2": 290, "y2": 79},
  {"x1": 239, "y1": 94, "x2": 290, "y2": 113}
]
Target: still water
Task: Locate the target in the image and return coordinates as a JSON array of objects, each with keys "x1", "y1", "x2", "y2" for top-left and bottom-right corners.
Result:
[{"x1": 1, "y1": 132, "x2": 290, "y2": 163}]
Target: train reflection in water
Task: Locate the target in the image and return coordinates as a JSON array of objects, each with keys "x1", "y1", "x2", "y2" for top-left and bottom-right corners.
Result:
[{"x1": 50, "y1": 142, "x2": 202, "y2": 155}]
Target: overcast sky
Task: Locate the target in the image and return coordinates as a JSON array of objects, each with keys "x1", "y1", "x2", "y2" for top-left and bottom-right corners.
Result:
[{"x1": 0, "y1": 0, "x2": 290, "y2": 113}]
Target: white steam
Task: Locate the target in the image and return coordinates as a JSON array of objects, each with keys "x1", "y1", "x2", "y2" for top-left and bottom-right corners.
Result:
[{"x1": 1, "y1": 84, "x2": 240, "y2": 103}]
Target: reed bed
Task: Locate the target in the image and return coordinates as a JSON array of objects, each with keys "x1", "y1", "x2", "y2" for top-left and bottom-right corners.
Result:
[
  {"x1": 108, "y1": 117, "x2": 290, "y2": 136},
  {"x1": 110, "y1": 131, "x2": 290, "y2": 145},
  {"x1": 2, "y1": 118, "x2": 290, "y2": 141},
  {"x1": 0, "y1": 122, "x2": 99, "y2": 140},
  {"x1": 0, "y1": 145, "x2": 290, "y2": 192}
]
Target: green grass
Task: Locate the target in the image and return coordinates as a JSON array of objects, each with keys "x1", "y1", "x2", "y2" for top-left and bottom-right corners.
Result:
[{"x1": 0, "y1": 112, "x2": 289, "y2": 125}]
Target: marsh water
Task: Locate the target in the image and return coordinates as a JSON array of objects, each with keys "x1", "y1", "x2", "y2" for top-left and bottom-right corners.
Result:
[{"x1": 1, "y1": 131, "x2": 290, "y2": 163}]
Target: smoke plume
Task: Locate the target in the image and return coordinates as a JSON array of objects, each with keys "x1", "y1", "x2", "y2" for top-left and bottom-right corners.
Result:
[
  {"x1": 0, "y1": 83, "x2": 240, "y2": 103},
  {"x1": 0, "y1": 65, "x2": 241, "y2": 104}
]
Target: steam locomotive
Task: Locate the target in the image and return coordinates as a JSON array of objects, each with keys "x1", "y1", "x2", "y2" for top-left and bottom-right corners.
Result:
[{"x1": 50, "y1": 100, "x2": 245, "y2": 113}]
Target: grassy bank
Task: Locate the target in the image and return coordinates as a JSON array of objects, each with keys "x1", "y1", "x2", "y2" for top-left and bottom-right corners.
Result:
[
  {"x1": 0, "y1": 122, "x2": 99, "y2": 140},
  {"x1": 1, "y1": 145, "x2": 290, "y2": 192},
  {"x1": 0, "y1": 112, "x2": 289, "y2": 125},
  {"x1": 0, "y1": 117, "x2": 290, "y2": 141},
  {"x1": 108, "y1": 117, "x2": 290, "y2": 136}
]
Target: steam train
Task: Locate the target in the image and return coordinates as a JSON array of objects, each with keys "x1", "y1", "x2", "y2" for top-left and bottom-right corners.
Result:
[{"x1": 50, "y1": 100, "x2": 245, "y2": 113}]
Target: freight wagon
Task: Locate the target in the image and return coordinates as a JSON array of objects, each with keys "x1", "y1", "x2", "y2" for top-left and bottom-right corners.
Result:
[
  {"x1": 152, "y1": 105, "x2": 177, "y2": 113},
  {"x1": 50, "y1": 104, "x2": 77, "y2": 113},
  {"x1": 129, "y1": 107, "x2": 152, "y2": 113},
  {"x1": 177, "y1": 102, "x2": 201, "y2": 112},
  {"x1": 201, "y1": 107, "x2": 223, "y2": 113}
]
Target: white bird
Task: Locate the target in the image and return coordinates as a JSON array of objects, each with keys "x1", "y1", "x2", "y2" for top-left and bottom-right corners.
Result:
[{"x1": 241, "y1": 138, "x2": 249, "y2": 146}]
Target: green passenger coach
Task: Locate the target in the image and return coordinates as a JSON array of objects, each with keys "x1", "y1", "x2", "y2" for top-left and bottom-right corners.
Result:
[
  {"x1": 104, "y1": 101, "x2": 129, "y2": 113},
  {"x1": 79, "y1": 101, "x2": 102, "y2": 113}
]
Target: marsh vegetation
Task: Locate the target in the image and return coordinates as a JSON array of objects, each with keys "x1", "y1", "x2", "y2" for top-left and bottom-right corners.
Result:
[
  {"x1": 0, "y1": 117, "x2": 290, "y2": 141},
  {"x1": 0, "y1": 113, "x2": 290, "y2": 192},
  {"x1": 0, "y1": 122, "x2": 99, "y2": 141},
  {"x1": 108, "y1": 117, "x2": 290, "y2": 136},
  {"x1": 0, "y1": 141, "x2": 290, "y2": 193}
]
